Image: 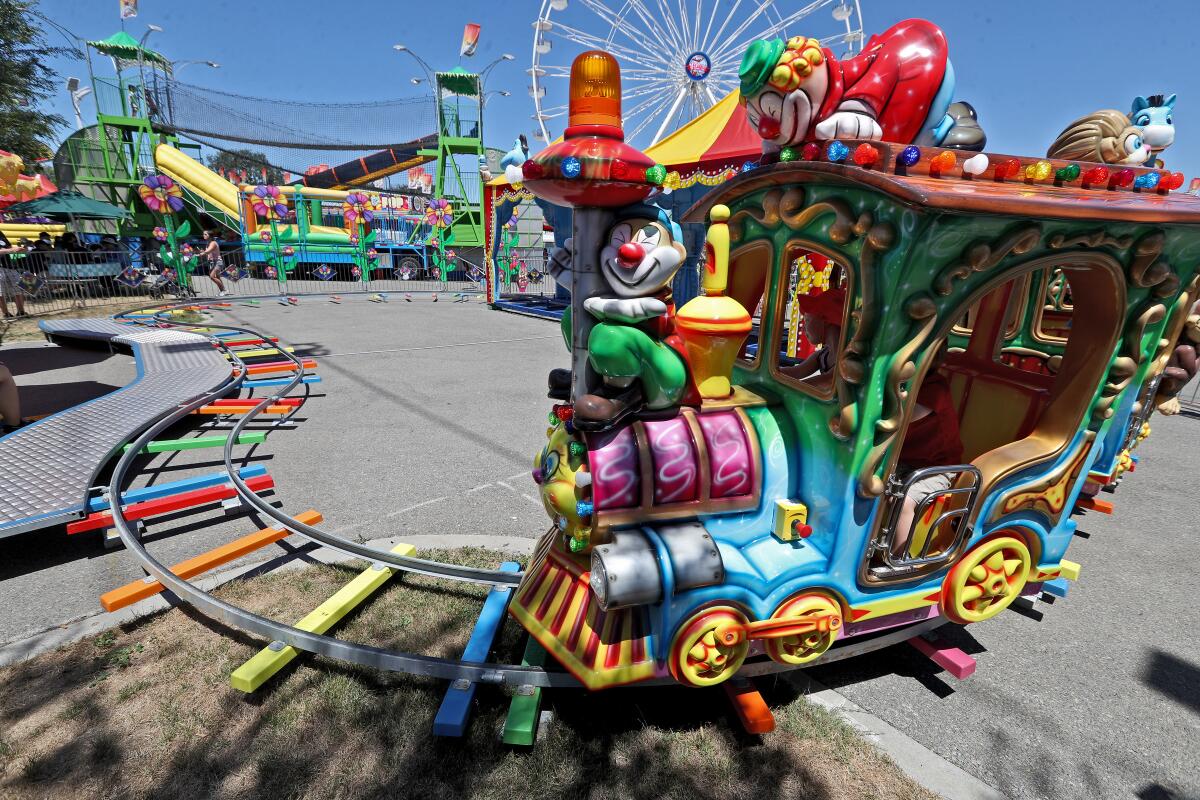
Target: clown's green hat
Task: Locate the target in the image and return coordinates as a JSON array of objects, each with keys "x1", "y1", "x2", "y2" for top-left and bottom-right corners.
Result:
[{"x1": 739, "y1": 38, "x2": 785, "y2": 98}]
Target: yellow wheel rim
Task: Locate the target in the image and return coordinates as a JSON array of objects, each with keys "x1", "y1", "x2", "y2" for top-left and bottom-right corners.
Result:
[
  {"x1": 669, "y1": 606, "x2": 749, "y2": 687},
  {"x1": 764, "y1": 592, "x2": 842, "y2": 666},
  {"x1": 942, "y1": 535, "x2": 1031, "y2": 624}
]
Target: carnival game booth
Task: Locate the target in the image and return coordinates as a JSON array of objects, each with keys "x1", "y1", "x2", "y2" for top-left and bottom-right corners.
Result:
[{"x1": 484, "y1": 91, "x2": 763, "y2": 315}]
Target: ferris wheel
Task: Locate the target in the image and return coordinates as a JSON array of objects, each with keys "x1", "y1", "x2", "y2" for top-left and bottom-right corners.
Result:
[{"x1": 529, "y1": 0, "x2": 865, "y2": 148}]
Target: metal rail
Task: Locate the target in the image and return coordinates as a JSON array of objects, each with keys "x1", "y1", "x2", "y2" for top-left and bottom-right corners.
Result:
[{"x1": 101, "y1": 296, "x2": 946, "y2": 690}]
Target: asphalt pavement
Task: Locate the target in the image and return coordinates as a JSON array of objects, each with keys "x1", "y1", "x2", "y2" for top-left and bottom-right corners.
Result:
[{"x1": 0, "y1": 298, "x2": 1196, "y2": 799}]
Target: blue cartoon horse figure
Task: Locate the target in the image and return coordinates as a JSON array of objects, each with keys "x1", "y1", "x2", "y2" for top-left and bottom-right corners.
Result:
[{"x1": 1130, "y1": 94, "x2": 1176, "y2": 167}]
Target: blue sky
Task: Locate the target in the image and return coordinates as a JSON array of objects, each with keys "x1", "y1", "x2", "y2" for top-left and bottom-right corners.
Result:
[{"x1": 31, "y1": 0, "x2": 1200, "y2": 181}]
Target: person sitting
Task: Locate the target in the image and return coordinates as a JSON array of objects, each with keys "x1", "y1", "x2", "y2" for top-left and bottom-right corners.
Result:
[
  {"x1": 782, "y1": 284, "x2": 845, "y2": 381},
  {"x1": 891, "y1": 345, "x2": 964, "y2": 557}
]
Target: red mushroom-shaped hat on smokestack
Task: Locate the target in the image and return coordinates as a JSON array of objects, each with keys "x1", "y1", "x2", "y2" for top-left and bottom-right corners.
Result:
[{"x1": 520, "y1": 50, "x2": 667, "y2": 208}]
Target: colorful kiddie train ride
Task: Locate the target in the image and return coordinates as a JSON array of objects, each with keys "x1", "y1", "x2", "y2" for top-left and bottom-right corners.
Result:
[{"x1": 509, "y1": 31, "x2": 1200, "y2": 691}]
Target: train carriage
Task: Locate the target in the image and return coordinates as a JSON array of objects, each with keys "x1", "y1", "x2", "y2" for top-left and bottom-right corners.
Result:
[{"x1": 515, "y1": 135, "x2": 1200, "y2": 690}]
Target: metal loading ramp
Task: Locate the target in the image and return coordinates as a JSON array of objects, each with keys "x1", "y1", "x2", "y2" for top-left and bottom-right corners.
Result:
[{"x1": 0, "y1": 320, "x2": 233, "y2": 537}]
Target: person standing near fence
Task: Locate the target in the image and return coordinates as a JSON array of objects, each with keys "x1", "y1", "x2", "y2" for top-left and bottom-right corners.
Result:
[
  {"x1": 0, "y1": 234, "x2": 30, "y2": 319},
  {"x1": 199, "y1": 230, "x2": 228, "y2": 297}
]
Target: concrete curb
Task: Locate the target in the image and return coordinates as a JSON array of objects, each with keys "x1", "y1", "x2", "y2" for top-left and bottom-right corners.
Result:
[
  {"x1": 0, "y1": 535, "x2": 1004, "y2": 800},
  {"x1": 787, "y1": 671, "x2": 1007, "y2": 800}
]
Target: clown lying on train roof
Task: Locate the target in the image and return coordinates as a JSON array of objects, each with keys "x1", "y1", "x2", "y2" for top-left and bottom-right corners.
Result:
[{"x1": 738, "y1": 19, "x2": 986, "y2": 155}]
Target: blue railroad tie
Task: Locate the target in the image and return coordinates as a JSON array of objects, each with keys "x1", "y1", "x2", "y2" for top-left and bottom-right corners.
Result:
[
  {"x1": 87, "y1": 465, "x2": 267, "y2": 512},
  {"x1": 433, "y1": 561, "x2": 521, "y2": 738},
  {"x1": 241, "y1": 376, "x2": 322, "y2": 388},
  {"x1": 1042, "y1": 578, "x2": 1071, "y2": 599}
]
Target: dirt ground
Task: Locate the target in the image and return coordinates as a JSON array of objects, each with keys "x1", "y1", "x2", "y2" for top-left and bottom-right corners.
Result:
[{"x1": 0, "y1": 548, "x2": 934, "y2": 800}]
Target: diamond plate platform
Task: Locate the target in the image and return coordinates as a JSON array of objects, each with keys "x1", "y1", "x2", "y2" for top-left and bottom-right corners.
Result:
[{"x1": 0, "y1": 319, "x2": 234, "y2": 537}]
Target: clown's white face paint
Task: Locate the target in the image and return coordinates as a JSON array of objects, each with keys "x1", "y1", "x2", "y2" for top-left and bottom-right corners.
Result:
[
  {"x1": 744, "y1": 64, "x2": 830, "y2": 149},
  {"x1": 599, "y1": 218, "x2": 685, "y2": 299}
]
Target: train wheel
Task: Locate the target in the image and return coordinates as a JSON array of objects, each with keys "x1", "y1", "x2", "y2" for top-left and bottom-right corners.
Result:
[
  {"x1": 763, "y1": 592, "x2": 843, "y2": 666},
  {"x1": 941, "y1": 535, "x2": 1031, "y2": 624},
  {"x1": 668, "y1": 606, "x2": 749, "y2": 687}
]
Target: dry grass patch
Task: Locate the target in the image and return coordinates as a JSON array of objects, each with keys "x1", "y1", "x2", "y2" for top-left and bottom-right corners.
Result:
[
  {"x1": 0, "y1": 299, "x2": 170, "y2": 344},
  {"x1": 0, "y1": 547, "x2": 935, "y2": 800}
]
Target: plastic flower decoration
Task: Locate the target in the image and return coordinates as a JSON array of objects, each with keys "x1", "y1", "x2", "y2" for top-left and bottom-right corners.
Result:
[
  {"x1": 152, "y1": 226, "x2": 168, "y2": 242},
  {"x1": 138, "y1": 175, "x2": 185, "y2": 215},
  {"x1": 342, "y1": 192, "x2": 379, "y2": 226},
  {"x1": 349, "y1": 234, "x2": 359, "y2": 246},
  {"x1": 251, "y1": 185, "x2": 288, "y2": 220},
  {"x1": 425, "y1": 197, "x2": 453, "y2": 228},
  {"x1": 260, "y1": 230, "x2": 273, "y2": 243},
  {"x1": 180, "y1": 243, "x2": 194, "y2": 257},
  {"x1": 351, "y1": 264, "x2": 362, "y2": 280},
  {"x1": 445, "y1": 249, "x2": 457, "y2": 263},
  {"x1": 282, "y1": 245, "x2": 294, "y2": 257},
  {"x1": 264, "y1": 264, "x2": 277, "y2": 280},
  {"x1": 366, "y1": 248, "x2": 378, "y2": 260},
  {"x1": 314, "y1": 264, "x2": 335, "y2": 280}
]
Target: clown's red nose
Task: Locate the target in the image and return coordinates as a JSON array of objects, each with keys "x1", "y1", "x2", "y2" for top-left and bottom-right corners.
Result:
[
  {"x1": 617, "y1": 241, "x2": 644, "y2": 266},
  {"x1": 758, "y1": 117, "x2": 781, "y2": 139}
]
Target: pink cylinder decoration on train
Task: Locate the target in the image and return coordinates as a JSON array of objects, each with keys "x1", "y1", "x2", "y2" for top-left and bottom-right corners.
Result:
[
  {"x1": 588, "y1": 424, "x2": 641, "y2": 510},
  {"x1": 696, "y1": 411, "x2": 754, "y2": 498},
  {"x1": 642, "y1": 417, "x2": 699, "y2": 505}
]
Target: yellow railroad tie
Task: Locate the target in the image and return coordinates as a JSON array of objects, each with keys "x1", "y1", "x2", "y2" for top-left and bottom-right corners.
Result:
[
  {"x1": 234, "y1": 346, "x2": 294, "y2": 359},
  {"x1": 229, "y1": 542, "x2": 416, "y2": 693}
]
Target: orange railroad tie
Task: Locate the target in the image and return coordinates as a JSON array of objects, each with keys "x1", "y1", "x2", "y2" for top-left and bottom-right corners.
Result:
[{"x1": 100, "y1": 510, "x2": 323, "y2": 611}]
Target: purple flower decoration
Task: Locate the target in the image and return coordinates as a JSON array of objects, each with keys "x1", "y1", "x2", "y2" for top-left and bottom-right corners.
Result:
[
  {"x1": 424, "y1": 197, "x2": 453, "y2": 228},
  {"x1": 351, "y1": 265, "x2": 362, "y2": 279},
  {"x1": 343, "y1": 192, "x2": 378, "y2": 225},
  {"x1": 139, "y1": 175, "x2": 185, "y2": 214},
  {"x1": 349, "y1": 234, "x2": 359, "y2": 246},
  {"x1": 252, "y1": 185, "x2": 288, "y2": 220},
  {"x1": 264, "y1": 264, "x2": 277, "y2": 279},
  {"x1": 314, "y1": 264, "x2": 334, "y2": 280},
  {"x1": 366, "y1": 248, "x2": 378, "y2": 260},
  {"x1": 282, "y1": 245, "x2": 294, "y2": 257},
  {"x1": 152, "y1": 226, "x2": 168, "y2": 242},
  {"x1": 260, "y1": 230, "x2": 273, "y2": 243}
]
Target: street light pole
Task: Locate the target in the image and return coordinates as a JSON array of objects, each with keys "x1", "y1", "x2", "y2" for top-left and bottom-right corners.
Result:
[
  {"x1": 392, "y1": 44, "x2": 436, "y2": 87},
  {"x1": 171, "y1": 60, "x2": 221, "y2": 75},
  {"x1": 134, "y1": 24, "x2": 162, "y2": 118}
]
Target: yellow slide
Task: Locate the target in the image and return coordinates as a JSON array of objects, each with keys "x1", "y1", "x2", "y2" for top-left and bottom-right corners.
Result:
[
  {"x1": 1, "y1": 222, "x2": 66, "y2": 243},
  {"x1": 153, "y1": 145, "x2": 352, "y2": 239},
  {"x1": 154, "y1": 144, "x2": 243, "y2": 219}
]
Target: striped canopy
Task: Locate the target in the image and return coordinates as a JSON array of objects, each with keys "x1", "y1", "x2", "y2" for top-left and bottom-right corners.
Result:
[
  {"x1": 487, "y1": 91, "x2": 760, "y2": 189},
  {"x1": 643, "y1": 91, "x2": 760, "y2": 171}
]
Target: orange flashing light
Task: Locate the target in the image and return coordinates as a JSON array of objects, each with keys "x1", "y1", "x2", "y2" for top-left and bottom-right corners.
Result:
[{"x1": 568, "y1": 51, "x2": 622, "y2": 128}]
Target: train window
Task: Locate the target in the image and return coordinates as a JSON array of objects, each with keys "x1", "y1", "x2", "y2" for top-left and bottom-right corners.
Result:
[
  {"x1": 768, "y1": 244, "x2": 855, "y2": 398},
  {"x1": 866, "y1": 257, "x2": 1124, "y2": 584},
  {"x1": 951, "y1": 274, "x2": 1029, "y2": 341},
  {"x1": 726, "y1": 239, "x2": 773, "y2": 366},
  {"x1": 1034, "y1": 268, "x2": 1074, "y2": 343}
]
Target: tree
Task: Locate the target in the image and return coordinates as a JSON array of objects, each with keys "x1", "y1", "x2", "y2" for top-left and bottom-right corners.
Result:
[
  {"x1": 0, "y1": 0, "x2": 67, "y2": 164},
  {"x1": 206, "y1": 148, "x2": 285, "y2": 185}
]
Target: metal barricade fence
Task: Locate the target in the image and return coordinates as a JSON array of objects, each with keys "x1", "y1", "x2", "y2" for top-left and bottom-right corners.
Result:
[
  {"x1": 495, "y1": 250, "x2": 557, "y2": 298},
  {"x1": 0, "y1": 247, "x2": 162, "y2": 318},
  {"x1": 2, "y1": 242, "x2": 491, "y2": 318},
  {"x1": 190, "y1": 243, "x2": 487, "y2": 299}
]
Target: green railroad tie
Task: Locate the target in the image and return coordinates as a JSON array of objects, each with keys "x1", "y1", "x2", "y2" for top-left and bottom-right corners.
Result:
[{"x1": 123, "y1": 431, "x2": 268, "y2": 453}]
